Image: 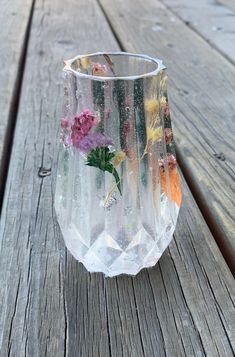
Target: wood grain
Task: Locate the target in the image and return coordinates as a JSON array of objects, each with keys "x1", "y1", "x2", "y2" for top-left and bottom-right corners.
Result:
[
  {"x1": 0, "y1": 0, "x2": 235, "y2": 356},
  {"x1": 99, "y1": 0, "x2": 235, "y2": 273},
  {"x1": 161, "y1": 0, "x2": 235, "y2": 64},
  {"x1": 219, "y1": 0, "x2": 235, "y2": 13},
  {"x1": 0, "y1": 0, "x2": 34, "y2": 203}
]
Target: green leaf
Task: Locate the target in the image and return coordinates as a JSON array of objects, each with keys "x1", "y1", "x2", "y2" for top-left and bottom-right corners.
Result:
[{"x1": 85, "y1": 147, "x2": 122, "y2": 195}]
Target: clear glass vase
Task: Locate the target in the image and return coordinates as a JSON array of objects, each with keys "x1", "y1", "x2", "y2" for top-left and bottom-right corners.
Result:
[{"x1": 55, "y1": 52, "x2": 181, "y2": 277}]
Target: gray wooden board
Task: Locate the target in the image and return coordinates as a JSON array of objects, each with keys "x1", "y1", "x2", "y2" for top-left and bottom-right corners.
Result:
[
  {"x1": 160, "y1": 0, "x2": 235, "y2": 64},
  {"x1": 219, "y1": 0, "x2": 235, "y2": 13},
  {"x1": 99, "y1": 0, "x2": 235, "y2": 273},
  {"x1": 0, "y1": 0, "x2": 235, "y2": 356},
  {"x1": 0, "y1": 0, "x2": 34, "y2": 198}
]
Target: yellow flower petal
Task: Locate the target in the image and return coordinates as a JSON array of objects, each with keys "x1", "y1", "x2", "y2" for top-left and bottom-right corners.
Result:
[
  {"x1": 152, "y1": 127, "x2": 162, "y2": 142},
  {"x1": 113, "y1": 151, "x2": 126, "y2": 166},
  {"x1": 145, "y1": 99, "x2": 159, "y2": 113},
  {"x1": 81, "y1": 57, "x2": 90, "y2": 70},
  {"x1": 147, "y1": 127, "x2": 162, "y2": 143},
  {"x1": 147, "y1": 127, "x2": 154, "y2": 141}
]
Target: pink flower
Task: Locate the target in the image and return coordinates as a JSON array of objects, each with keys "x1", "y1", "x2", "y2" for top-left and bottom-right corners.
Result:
[
  {"x1": 60, "y1": 132, "x2": 72, "y2": 147},
  {"x1": 121, "y1": 121, "x2": 131, "y2": 153},
  {"x1": 125, "y1": 95, "x2": 132, "y2": 107},
  {"x1": 92, "y1": 63, "x2": 108, "y2": 76},
  {"x1": 60, "y1": 118, "x2": 71, "y2": 147},
  {"x1": 71, "y1": 109, "x2": 98, "y2": 147},
  {"x1": 167, "y1": 153, "x2": 177, "y2": 170},
  {"x1": 165, "y1": 128, "x2": 172, "y2": 145},
  {"x1": 122, "y1": 121, "x2": 131, "y2": 138},
  {"x1": 163, "y1": 103, "x2": 170, "y2": 117},
  {"x1": 61, "y1": 117, "x2": 69, "y2": 129},
  {"x1": 159, "y1": 153, "x2": 177, "y2": 172}
]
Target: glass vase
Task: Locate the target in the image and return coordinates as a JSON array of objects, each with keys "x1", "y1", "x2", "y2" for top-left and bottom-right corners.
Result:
[{"x1": 55, "y1": 52, "x2": 181, "y2": 277}]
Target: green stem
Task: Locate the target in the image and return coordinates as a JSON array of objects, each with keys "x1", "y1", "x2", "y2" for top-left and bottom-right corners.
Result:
[{"x1": 105, "y1": 163, "x2": 122, "y2": 195}]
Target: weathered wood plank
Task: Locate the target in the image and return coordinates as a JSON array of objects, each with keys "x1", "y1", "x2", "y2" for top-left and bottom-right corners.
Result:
[
  {"x1": 99, "y1": 0, "x2": 235, "y2": 273},
  {"x1": 0, "y1": 0, "x2": 235, "y2": 356},
  {"x1": 0, "y1": 0, "x2": 34, "y2": 203},
  {"x1": 161, "y1": 0, "x2": 235, "y2": 64},
  {"x1": 219, "y1": 0, "x2": 235, "y2": 13}
]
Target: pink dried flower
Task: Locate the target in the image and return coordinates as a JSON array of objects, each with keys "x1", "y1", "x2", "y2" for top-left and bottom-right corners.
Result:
[
  {"x1": 163, "y1": 103, "x2": 170, "y2": 117},
  {"x1": 125, "y1": 95, "x2": 132, "y2": 107},
  {"x1": 167, "y1": 153, "x2": 177, "y2": 170},
  {"x1": 165, "y1": 128, "x2": 172, "y2": 145},
  {"x1": 61, "y1": 117, "x2": 69, "y2": 129},
  {"x1": 122, "y1": 121, "x2": 131, "y2": 138},
  {"x1": 71, "y1": 109, "x2": 98, "y2": 147},
  {"x1": 159, "y1": 153, "x2": 177, "y2": 172},
  {"x1": 92, "y1": 62, "x2": 108, "y2": 76},
  {"x1": 60, "y1": 132, "x2": 72, "y2": 147},
  {"x1": 121, "y1": 121, "x2": 131, "y2": 152},
  {"x1": 60, "y1": 132, "x2": 65, "y2": 143}
]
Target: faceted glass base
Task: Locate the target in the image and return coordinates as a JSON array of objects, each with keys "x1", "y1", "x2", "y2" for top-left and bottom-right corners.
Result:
[
  {"x1": 55, "y1": 153, "x2": 179, "y2": 276},
  {"x1": 57, "y1": 222, "x2": 177, "y2": 277}
]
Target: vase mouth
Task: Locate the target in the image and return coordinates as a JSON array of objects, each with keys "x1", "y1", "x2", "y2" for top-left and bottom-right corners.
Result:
[{"x1": 63, "y1": 52, "x2": 166, "y2": 80}]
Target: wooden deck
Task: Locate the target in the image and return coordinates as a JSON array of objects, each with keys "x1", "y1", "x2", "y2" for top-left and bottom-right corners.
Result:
[{"x1": 0, "y1": 0, "x2": 234, "y2": 356}]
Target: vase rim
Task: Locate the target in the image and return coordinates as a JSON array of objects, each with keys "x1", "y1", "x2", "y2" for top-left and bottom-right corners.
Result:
[{"x1": 63, "y1": 52, "x2": 166, "y2": 80}]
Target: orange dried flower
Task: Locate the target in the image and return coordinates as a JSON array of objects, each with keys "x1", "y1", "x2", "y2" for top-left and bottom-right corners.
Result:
[{"x1": 160, "y1": 169, "x2": 182, "y2": 207}]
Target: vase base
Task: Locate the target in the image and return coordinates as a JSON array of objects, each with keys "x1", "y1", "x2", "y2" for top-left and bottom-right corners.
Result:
[{"x1": 58, "y1": 217, "x2": 177, "y2": 277}]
